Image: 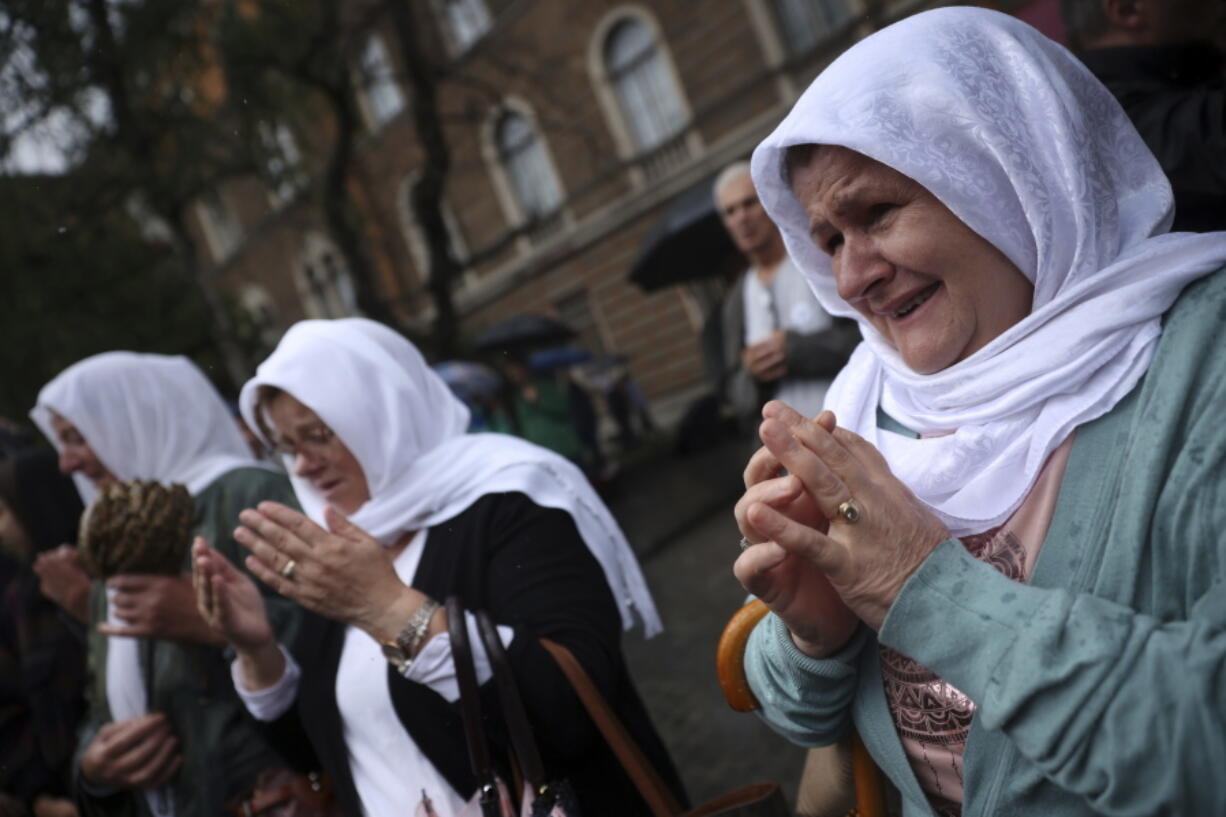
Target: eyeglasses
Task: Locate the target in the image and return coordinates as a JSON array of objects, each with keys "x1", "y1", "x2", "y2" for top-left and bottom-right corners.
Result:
[{"x1": 270, "y1": 425, "x2": 337, "y2": 459}]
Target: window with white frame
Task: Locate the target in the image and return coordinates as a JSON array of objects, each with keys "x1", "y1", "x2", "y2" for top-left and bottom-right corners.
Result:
[
  {"x1": 356, "y1": 34, "x2": 405, "y2": 129},
  {"x1": 603, "y1": 18, "x2": 687, "y2": 153},
  {"x1": 297, "y1": 235, "x2": 359, "y2": 318},
  {"x1": 124, "y1": 194, "x2": 174, "y2": 244},
  {"x1": 236, "y1": 284, "x2": 281, "y2": 355},
  {"x1": 439, "y1": 0, "x2": 491, "y2": 53},
  {"x1": 400, "y1": 172, "x2": 468, "y2": 280},
  {"x1": 773, "y1": 0, "x2": 856, "y2": 55},
  {"x1": 259, "y1": 121, "x2": 307, "y2": 206},
  {"x1": 495, "y1": 110, "x2": 563, "y2": 221},
  {"x1": 197, "y1": 189, "x2": 243, "y2": 262}
]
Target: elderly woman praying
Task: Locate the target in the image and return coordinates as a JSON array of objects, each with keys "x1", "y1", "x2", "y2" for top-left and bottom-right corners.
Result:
[
  {"x1": 193, "y1": 318, "x2": 684, "y2": 817},
  {"x1": 733, "y1": 8, "x2": 1226, "y2": 817}
]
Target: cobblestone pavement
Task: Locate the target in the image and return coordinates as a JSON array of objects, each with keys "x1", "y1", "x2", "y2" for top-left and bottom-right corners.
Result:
[{"x1": 621, "y1": 505, "x2": 807, "y2": 809}]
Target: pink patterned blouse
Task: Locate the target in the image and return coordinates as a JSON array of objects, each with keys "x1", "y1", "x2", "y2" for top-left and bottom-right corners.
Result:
[{"x1": 879, "y1": 434, "x2": 1075, "y2": 816}]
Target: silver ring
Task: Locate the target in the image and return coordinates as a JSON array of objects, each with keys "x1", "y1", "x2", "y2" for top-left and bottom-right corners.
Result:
[{"x1": 280, "y1": 559, "x2": 297, "y2": 579}]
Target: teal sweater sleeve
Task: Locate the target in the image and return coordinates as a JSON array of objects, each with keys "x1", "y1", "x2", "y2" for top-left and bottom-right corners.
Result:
[
  {"x1": 744, "y1": 614, "x2": 869, "y2": 747},
  {"x1": 881, "y1": 535, "x2": 1226, "y2": 817}
]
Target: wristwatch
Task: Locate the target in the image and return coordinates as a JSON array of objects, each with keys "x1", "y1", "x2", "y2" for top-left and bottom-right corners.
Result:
[{"x1": 381, "y1": 597, "x2": 441, "y2": 674}]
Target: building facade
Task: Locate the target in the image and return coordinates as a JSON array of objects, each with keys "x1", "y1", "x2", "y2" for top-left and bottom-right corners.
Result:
[{"x1": 188, "y1": 0, "x2": 1057, "y2": 417}]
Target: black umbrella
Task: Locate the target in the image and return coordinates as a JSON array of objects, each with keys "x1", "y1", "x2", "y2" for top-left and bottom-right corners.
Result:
[
  {"x1": 473, "y1": 314, "x2": 576, "y2": 353},
  {"x1": 628, "y1": 175, "x2": 744, "y2": 292}
]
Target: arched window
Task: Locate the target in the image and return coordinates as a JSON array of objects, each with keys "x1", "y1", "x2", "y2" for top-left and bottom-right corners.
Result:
[
  {"x1": 438, "y1": 0, "x2": 491, "y2": 54},
  {"x1": 196, "y1": 189, "x2": 243, "y2": 263},
  {"x1": 772, "y1": 0, "x2": 856, "y2": 55},
  {"x1": 398, "y1": 171, "x2": 468, "y2": 280},
  {"x1": 258, "y1": 120, "x2": 307, "y2": 206},
  {"x1": 603, "y1": 18, "x2": 686, "y2": 152},
  {"x1": 355, "y1": 34, "x2": 404, "y2": 129},
  {"x1": 297, "y1": 234, "x2": 359, "y2": 318},
  {"x1": 236, "y1": 284, "x2": 281, "y2": 356},
  {"x1": 495, "y1": 110, "x2": 563, "y2": 221}
]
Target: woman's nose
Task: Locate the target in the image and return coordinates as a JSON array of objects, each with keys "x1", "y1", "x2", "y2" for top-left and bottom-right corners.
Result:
[
  {"x1": 293, "y1": 451, "x2": 321, "y2": 477},
  {"x1": 835, "y1": 237, "x2": 892, "y2": 303},
  {"x1": 58, "y1": 448, "x2": 79, "y2": 475}
]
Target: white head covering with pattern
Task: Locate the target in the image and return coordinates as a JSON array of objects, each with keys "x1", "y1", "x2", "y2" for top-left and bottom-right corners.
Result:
[{"x1": 750, "y1": 7, "x2": 1226, "y2": 535}]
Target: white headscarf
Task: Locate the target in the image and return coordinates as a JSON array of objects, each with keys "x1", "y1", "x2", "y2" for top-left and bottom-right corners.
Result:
[
  {"x1": 31, "y1": 352, "x2": 257, "y2": 505},
  {"x1": 750, "y1": 7, "x2": 1226, "y2": 536},
  {"x1": 238, "y1": 318, "x2": 662, "y2": 636}
]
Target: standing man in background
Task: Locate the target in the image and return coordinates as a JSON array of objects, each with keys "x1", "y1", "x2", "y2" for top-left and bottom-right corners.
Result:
[
  {"x1": 1062, "y1": 0, "x2": 1225, "y2": 231},
  {"x1": 713, "y1": 161, "x2": 858, "y2": 433}
]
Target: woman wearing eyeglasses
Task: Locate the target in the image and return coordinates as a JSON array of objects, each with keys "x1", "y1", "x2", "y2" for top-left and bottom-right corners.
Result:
[
  {"x1": 30, "y1": 353, "x2": 302, "y2": 817},
  {"x1": 192, "y1": 318, "x2": 684, "y2": 817}
]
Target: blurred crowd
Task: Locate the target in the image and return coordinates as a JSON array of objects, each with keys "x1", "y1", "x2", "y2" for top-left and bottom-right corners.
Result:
[{"x1": 1, "y1": 3, "x2": 1223, "y2": 817}]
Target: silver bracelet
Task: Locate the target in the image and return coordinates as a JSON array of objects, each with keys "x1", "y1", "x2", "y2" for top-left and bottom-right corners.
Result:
[{"x1": 405, "y1": 597, "x2": 441, "y2": 657}]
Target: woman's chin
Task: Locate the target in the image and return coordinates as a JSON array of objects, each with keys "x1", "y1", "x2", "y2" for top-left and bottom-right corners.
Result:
[
  {"x1": 897, "y1": 341, "x2": 962, "y2": 375},
  {"x1": 325, "y1": 493, "x2": 366, "y2": 516}
]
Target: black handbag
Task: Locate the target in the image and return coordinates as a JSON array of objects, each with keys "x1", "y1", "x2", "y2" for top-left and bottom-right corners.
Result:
[
  {"x1": 448, "y1": 596, "x2": 579, "y2": 817},
  {"x1": 451, "y1": 597, "x2": 788, "y2": 817}
]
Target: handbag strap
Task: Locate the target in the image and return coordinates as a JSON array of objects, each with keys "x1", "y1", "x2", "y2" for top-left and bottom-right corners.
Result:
[
  {"x1": 475, "y1": 610, "x2": 548, "y2": 790},
  {"x1": 447, "y1": 595, "x2": 500, "y2": 817},
  {"x1": 539, "y1": 638, "x2": 683, "y2": 817}
]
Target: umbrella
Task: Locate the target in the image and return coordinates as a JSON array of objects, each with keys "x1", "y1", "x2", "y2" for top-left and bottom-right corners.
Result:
[
  {"x1": 628, "y1": 174, "x2": 743, "y2": 292},
  {"x1": 433, "y1": 361, "x2": 503, "y2": 403},
  {"x1": 528, "y1": 346, "x2": 592, "y2": 373},
  {"x1": 472, "y1": 314, "x2": 575, "y2": 353}
]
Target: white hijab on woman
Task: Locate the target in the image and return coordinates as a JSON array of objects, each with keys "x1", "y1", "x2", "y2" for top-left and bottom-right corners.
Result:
[
  {"x1": 31, "y1": 352, "x2": 257, "y2": 505},
  {"x1": 239, "y1": 318, "x2": 662, "y2": 636},
  {"x1": 751, "y1": 7, "x2": 1226, "y2": 535}
]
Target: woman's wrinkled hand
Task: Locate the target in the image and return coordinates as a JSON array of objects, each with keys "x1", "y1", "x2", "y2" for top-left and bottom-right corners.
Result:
[
  {"x1": 235, "y1": 502, "x2": 413, "y2": 639},
  {"x1": 193, "y1": 537, "x2": 285, "y2": 690},
  {"x1": 735, "y1": 410, "x2": 859, "y2": 658},
  {"x1": 31, "y1": 545, "x2": 91, "y2": 624},
  {"x1": 192, "y1": 537, "x2": 273, "y2": 652},
  {"x1": 746, "y1": 402, "x2": 950, "y2": 632},
  {"x1": 79, "y1": 713, "x2": 181, "y2": 790}
]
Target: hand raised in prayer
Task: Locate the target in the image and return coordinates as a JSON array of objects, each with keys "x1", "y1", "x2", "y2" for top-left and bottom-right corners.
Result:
[
  {"x1": 80, "y1": 713, "x2": 181, "y2": 790},
  {"x1": 32, "y1": 545, "x2": 91, "y2": 624},
  {"x1": 744, "y1": 402, "x2": 950, "y2": 631},
  {"x1": 735, "y1": 409, "x2": 859, "y2": 658},
  {"x1": 192, "y1": 537, "x2": 273, "y2": 651},
  {"x1": 235, "y1": 502, "x2": 429, "y2": 644},
  {"x1": 192, "y1": 537, "x2": 285, "y2": 690},
  {"x1": 97, "y1": 573, "x2": 225, "y2": 645}
]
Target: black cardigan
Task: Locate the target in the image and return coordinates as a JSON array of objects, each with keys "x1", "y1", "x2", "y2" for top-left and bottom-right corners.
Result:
[{"x1": 266, "y1": 491, "x2": 686, "y2": 817}]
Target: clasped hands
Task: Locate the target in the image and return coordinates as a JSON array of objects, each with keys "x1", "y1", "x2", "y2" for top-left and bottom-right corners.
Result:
[{"x1": 734, "y1": 401, "x2": 950, "y2": 657}]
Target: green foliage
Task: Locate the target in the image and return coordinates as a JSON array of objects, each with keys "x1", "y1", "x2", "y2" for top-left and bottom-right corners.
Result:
[
  {"x1": 0, "y1": 175, "x2": 221, "y2": 424},
  {"x1": 1, "y1": 0, "x2": 466, "y2": 405}
]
